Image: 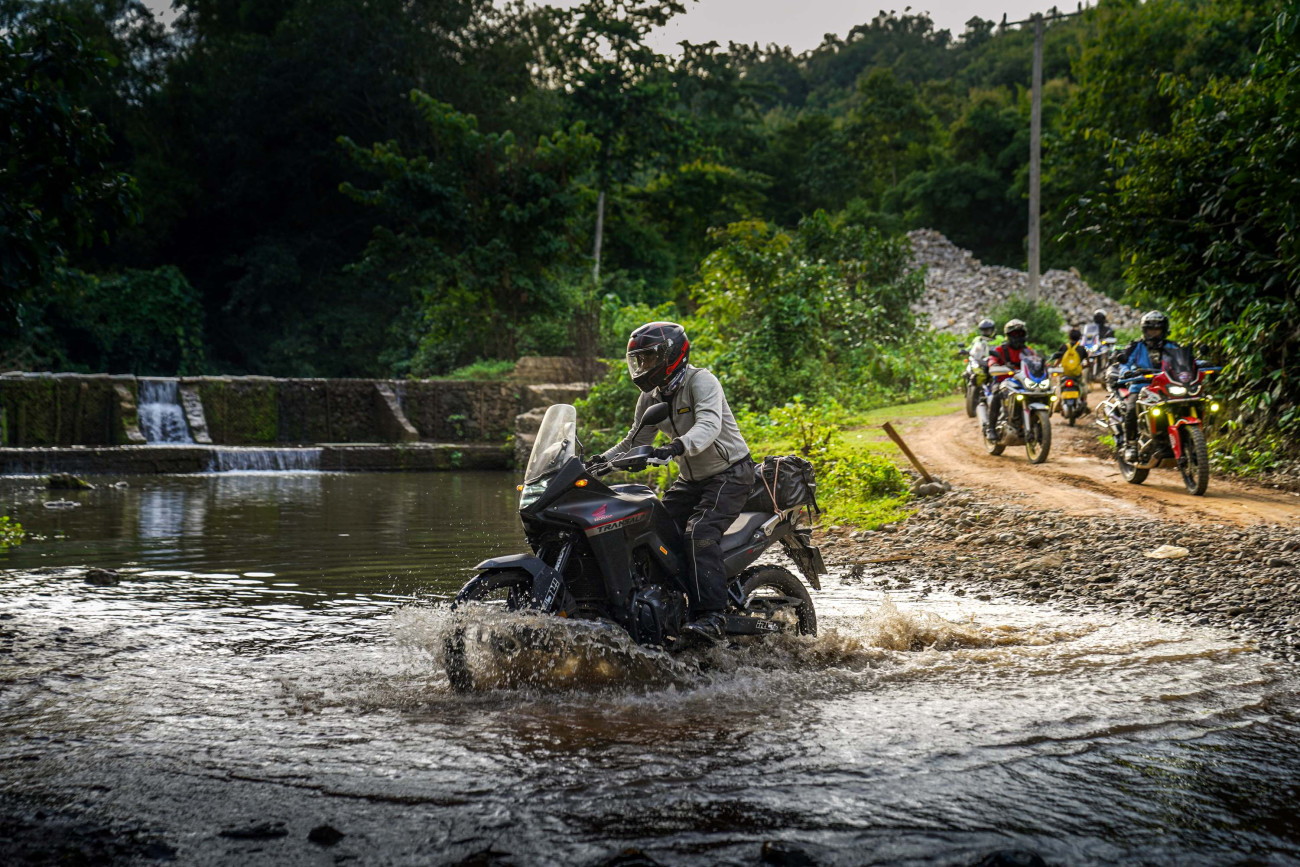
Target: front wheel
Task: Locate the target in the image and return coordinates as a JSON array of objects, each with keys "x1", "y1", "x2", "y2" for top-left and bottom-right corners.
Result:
[
  {"x1": 741, "y1": 566, "x2": 816, "y2": 636},
  {"x1": 1118, "y1": 449, "x2": 1149, "y2": 485},
  {"x1": 444, "y1": 568, "x2": 533, "y2": 692},
  {"x1": 1026, "y1": 409, "x2": 1052, "y2": 464},
  {"x1": 965, "y1": 382, "x2": 979, "y2": 418},
  {"x1": 1179, "y1": 425, "x2": 1210, "y2": 496}
]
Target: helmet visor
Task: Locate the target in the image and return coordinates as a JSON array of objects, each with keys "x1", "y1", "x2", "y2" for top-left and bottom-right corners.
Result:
[{"x1": 626, "y1": 344, "x2": 669, "y2": 378}]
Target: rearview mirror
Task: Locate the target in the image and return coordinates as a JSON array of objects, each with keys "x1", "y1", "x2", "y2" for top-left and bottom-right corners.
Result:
[{"x1": 634, "y1": 402, "x2": 671, "y2": 434}]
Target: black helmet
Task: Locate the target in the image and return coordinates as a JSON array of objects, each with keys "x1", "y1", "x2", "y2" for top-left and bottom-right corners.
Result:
[
  {"x1": 978, "y1": 318, "x2": 995, "y2": 338},
  {"x1": 1093, "y1": 309, "x2": 1108, "y2": 324},
  {"x1": 1004, "y1": 318, "x2": 1027, "y2": 350},
  {"x1": 1140, "y1": 310, "x2": 1169, "y2": 349},
  {"x1": 626, "y1": 321, "x2": 690, "y2": 393},
  {"x1": 1068, "y1": 328, "x2": 1082, "y2": 343}
]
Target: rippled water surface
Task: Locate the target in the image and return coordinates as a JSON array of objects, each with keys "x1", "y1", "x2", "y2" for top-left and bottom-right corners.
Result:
[{"x1": 2, "y1": 473, "x2": 1298, "y2": 866}]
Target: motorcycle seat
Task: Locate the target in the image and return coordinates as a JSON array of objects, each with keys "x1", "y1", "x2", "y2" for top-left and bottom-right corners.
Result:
[{"x1": 720, "y1": 511, "x2": 773, "y2": 553}]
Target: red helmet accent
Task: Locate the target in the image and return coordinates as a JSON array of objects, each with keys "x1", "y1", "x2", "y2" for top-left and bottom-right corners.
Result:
[{"x1": 665, "y1": 340, "x2": 689, "y2": 375}]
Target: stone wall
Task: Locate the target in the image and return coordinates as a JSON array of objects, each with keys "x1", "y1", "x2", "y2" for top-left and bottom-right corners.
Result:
[
  {"x1": 0, "y1": 373, "x2": 133, "y2": 447},
  {"x1": 0, "y1": 374, "x2": 520, "y2": 448}
]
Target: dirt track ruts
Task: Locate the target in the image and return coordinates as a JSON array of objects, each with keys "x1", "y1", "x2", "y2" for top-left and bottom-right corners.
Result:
[{"x1": 907, "y1": 407, "x2": 1300, "y2": 526}]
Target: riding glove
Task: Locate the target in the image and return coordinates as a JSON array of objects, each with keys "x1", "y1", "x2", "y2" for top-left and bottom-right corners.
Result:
[{"x1": 651, "y1": 439, "x2": 685, "y2": 461}]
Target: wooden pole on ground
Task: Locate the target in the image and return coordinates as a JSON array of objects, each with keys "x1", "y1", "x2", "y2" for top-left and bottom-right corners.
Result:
[{"x1": 881, "y1": 422, "x2": 934, "y2": 484}]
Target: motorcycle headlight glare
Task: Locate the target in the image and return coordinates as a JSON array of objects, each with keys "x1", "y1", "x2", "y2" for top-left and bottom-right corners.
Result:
[
  {"x1": 1210, "y1": 402, "x2": 1221, "y2": 412},
  {"x1": 1151, "y1": 407, "x2": 1161, "y2": 417},
  {"x1": 1168, "y1": 385, "x2": 1187, "y2": 396}
]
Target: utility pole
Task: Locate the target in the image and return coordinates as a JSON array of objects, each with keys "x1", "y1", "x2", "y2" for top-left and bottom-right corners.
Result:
[
  {"x1": 1028, "y1": 13, "x2": 1044, "y2": 300},
  {"x1": 1004, "y1": 5, "x2": 1087, "y2": 302}
]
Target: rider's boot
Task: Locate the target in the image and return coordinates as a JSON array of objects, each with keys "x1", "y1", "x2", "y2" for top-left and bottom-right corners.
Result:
[
  {"x1": 1123, "y1": 443, "x2": 1140, "y2": 464},
  {"x1": 681, "y1": 611, "x2": 727, "y2": 644}
]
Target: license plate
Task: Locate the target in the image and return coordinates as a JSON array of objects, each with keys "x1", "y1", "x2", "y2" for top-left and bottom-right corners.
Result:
[{"x1": 1061, "y1": 390, "x2": 1079, "y2": 398}]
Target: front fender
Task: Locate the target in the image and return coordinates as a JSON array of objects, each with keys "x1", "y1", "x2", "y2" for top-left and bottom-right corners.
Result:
[{"x1": 464, "y1": 554, "x2": 572, "y2": 613}]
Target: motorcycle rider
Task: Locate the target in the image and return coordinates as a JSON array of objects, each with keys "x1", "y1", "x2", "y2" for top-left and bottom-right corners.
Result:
[
  {"x1": 984, "y1": 319, "x2": 1032, "y2": 441},
  {"x1": 1111, "y1": 310, "x2": 1181, "y2": 464},
  {"x1": 1050, "y1": 328, "x2": 1089, "y2": 372},
  {"x1": 597, "y1": 321, "x2": 755, "y2": 642},
  {"x1": 1092, "y1": 309, "x2": 1116, "y2": 342}
]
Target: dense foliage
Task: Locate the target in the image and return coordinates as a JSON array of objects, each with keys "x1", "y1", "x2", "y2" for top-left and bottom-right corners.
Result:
[{"x1": 1, "y1": 0, "x2": 1294, "y2": 442}]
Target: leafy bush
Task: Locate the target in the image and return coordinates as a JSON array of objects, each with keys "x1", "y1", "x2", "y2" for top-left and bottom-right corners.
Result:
[
  {"x1": 54, "y1": 266, "x2": 206, "y2": 375},
  {"x1": 0, "y1": 515, "x2": 24, "y2": 551},
  {"x1": 817, "y1": 450, "x2": 911, "y2": 529},
  {"x1": 989, "y1": 294, "x2": 1065, "y2": 350},
  {"x1": 768, "y1": 397, "x2": 842, "y2": 457}
]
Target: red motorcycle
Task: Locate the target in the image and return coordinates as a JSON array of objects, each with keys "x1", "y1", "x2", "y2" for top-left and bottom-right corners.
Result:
[{"x1": 1097, "y1": 345, "x2": 1221, "y2": 495}]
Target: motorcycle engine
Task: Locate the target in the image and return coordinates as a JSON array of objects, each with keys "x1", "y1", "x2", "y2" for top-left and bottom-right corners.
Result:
[{"x1": 631, "y1": 584, "x2": 688, "y2": 646}]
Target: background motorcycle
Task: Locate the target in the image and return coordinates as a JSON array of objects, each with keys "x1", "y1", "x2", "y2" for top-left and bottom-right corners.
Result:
[
  {"x1": 1049, "y1": 354, "x2": 1090, "y2": 426},
  {"x1": 1096, "y1": 346, "x2": 1221, "y2": 495},
  {"x1": 979, "y1": 353, "x2": 1053, "y2": 464},
  {"x1": 443, "y1": 403, "x2": 827, "y2": 691},
  {"x1": 1082, "y1": 324, "x2": 1117, "y2": 387},
  {"x1": 956, "y1": 343, "x2": 988, "y2": 418}
]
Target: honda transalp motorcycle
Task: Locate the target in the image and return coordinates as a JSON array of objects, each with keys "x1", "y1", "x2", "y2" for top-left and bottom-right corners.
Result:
[
  {"x1": 1097, "y1": 346, "x2": 1221, "y2": 495},
  {"x1": 443, "y1": 403, "x2": 827, "y2": 691},
  {"x1": 979, "y1": 352, "x2": 1053, "y2": 464}
]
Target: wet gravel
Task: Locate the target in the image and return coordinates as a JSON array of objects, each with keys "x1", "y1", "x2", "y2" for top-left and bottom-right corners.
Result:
[{"x1": 818, "y1": 488, "x2": 1300, "y2": 662}]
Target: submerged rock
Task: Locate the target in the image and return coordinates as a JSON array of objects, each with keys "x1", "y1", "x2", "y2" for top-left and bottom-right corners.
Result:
[
  {"x1": 84, "y1": 568, "x2": 120, "y2": 586},
  {"x1": 43, "y1": 499, "x2": 82, "y2": 510},
  {"x1": 307, "y1": 824, "x2": 345, "y2": 846},
  {"x1": 761, "y1": 840, "x2": 820, "y2": 866}
]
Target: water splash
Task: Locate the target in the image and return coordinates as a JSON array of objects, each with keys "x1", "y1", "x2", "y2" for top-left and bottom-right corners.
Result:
[{"x1": 390, "y1": 596, "x2": 1082, "y2": 696}]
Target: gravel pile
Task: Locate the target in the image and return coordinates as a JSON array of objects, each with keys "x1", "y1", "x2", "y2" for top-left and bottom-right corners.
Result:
[
  {"x1": 817, "y1": 488, "x2": 1300, "y2": 661},
  {"x1": 910, "y1": 229, "x2": 1143, "y2": 336}
]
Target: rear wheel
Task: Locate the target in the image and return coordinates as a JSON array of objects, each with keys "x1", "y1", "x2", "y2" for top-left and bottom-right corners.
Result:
[
  {"x1": 1026, "y1": 409, "x2": 1052, "y2": 464},
  {"x1": 741, "y1": 566, "x2": 816, "y2": 636},
  {"x1": 983, "y1": 424, "x2": 1006, "y2": 456},
  {"x1": 444, "y1": 568, "x2": 533, "y2": 692},
  {"x1": 1179, "y1": 425, "x2": 1210, "y2": 496}
]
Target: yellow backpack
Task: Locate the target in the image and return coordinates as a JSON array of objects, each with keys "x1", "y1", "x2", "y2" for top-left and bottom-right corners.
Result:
[{"x1": 1060, "y1": 342, "x2": 1085, "y2": 376}]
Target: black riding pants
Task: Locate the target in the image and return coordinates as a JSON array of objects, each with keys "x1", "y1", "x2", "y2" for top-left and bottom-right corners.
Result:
[
  {"x1": 660, "y1": 457, "x2": 756, "y2": 614},
  {"x1": 1123, "y1": 392, "x2": 1141, "y2": 441},
  {"x1": 988, "y1": 386, "x2": 1006, "y2": 431}
]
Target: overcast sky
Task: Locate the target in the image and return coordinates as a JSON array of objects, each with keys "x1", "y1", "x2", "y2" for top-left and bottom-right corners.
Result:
[{"x1": 144, "y1": 1, "x2": 1079, "y2": 54}]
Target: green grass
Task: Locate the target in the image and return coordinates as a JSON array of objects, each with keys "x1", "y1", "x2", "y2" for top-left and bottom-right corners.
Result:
[{"x1": 743, "y1": 394, "x2": 963, "y2": 530}]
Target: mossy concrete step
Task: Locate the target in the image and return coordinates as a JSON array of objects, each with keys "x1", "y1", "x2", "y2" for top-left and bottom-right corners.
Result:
[{"x1": 520, "y1": 382, "x2": 594, "y2": 412}]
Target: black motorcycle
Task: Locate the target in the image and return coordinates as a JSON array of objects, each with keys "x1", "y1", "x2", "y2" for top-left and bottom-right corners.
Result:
[{"x1": 443, "y1": 403, "x2": 827, "y2": 691}]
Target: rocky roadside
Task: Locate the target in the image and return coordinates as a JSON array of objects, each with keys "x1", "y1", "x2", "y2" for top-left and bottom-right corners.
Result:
[
  {"x1": 909, "y1": 228, "x2": 1143, "y2": 335},
  {"x1": 815, "y1": 487, "x2": 1300, "y2": 662}
]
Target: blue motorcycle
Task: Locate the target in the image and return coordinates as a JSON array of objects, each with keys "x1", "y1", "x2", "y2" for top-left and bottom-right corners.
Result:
[{"x1": 978, "y1": 352, "x2": 1054, "y2": 464}]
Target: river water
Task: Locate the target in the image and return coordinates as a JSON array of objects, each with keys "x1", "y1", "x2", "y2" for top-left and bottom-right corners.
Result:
[{"x1": 2, "y1": 473, "x2": 1298, "y2": 865}]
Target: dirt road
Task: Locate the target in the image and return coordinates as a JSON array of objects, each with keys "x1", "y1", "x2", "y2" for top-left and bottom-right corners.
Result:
[{"x1": 906, "y1": 407, "x2": 1300, "y2": 526}]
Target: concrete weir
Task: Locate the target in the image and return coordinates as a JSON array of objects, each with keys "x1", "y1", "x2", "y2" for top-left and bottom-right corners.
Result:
[{"x1": 0, "y1": 358, "x2": 602, "y2": 474}]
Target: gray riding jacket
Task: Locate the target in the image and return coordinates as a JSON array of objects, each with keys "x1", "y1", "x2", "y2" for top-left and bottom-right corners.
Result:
[{"x1": 602, "y1": 366, "x2": 750, "y2": 482}]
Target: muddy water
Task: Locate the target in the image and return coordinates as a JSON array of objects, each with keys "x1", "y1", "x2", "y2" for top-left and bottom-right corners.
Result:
[{"x1": 2, "y1": 473, "x2": 1299, "y2": 865}]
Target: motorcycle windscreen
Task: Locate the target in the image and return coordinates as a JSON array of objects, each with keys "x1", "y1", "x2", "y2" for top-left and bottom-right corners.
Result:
[
  {"x1": 1163, "y1": 345, "x2": 1198, "y2": 384},
  {"x1": 524, "y1": 404, "x2": 578, "y2": 484}
]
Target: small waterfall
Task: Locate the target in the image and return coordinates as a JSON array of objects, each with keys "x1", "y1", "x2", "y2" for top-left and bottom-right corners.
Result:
[
  {"x1": 138, "y1": 380, "x2": 193, "y2": 444},
  {"x1": 207, "y1": 447, "x2": 322, "y2": 472}
]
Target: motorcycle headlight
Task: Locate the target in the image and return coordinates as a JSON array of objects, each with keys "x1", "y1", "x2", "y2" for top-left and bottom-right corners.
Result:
[
  {"x1": 519, "y1": 479, "x2": 549, "y2": 508},
  {"x1": 1168, "y1": 385, "x2": 1187, "y2": 396}
]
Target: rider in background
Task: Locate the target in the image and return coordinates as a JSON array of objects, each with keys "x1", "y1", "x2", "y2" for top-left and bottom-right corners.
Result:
[
  {"x1": 1110, "y1": 310, "x2": 1180, "y2": 464},
  {"x1": 598, "y1": 321, "x2": 755, "y2": 642},
  {"x1": 970, "y1": 318, "x2": 996, "y2": 367},
  {"x1": 1092, "y1": 309, "x2": 1116, "y2": 342},
  {"x1": 1050, "y1": 328, "x2": 1090, "y2": 374},
  {"x1": 984, "y1": 319, "x2": 1031, "y2": 441}
]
